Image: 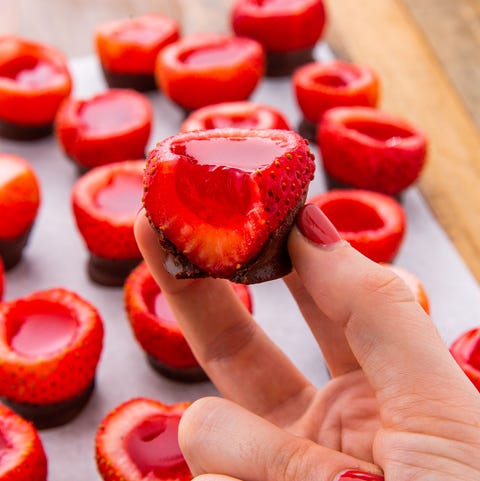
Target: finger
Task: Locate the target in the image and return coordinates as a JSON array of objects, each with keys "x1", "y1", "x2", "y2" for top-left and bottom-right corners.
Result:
[
  {"x1": 284, "y1": 270, "x2": 360, "y2": 377},
  {"x1": 134, "y1": 212, "x2": 313, "y2": 422},
  {"x1": 179, "y1": 396, "x2": 381, "y2": 481}
]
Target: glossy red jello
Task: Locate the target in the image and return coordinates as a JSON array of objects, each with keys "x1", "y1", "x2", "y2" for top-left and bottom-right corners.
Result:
[
  {"x1": 0, "y1": 36, "x2": 72, "y2": 140},
  {"x1": 95, "y1": 14, "x2": 180, "y2": 91},
  {"x1": 55, "y1": 89, "x2": 152, "y2": 172},
  {"x1": 95, "y1": 398, "x2": 191, "y2": 481},
  {"x1": 308, "y1": 189, "x2": 406, "y2": 262},
  {"x1": 231, "y1": 0, "x2": 326, "y2": 76},
  {"x1": 0, "y1": 288, "x2": 104, "y2": 429},
  {"x1": 71, "y1": 160, "x2": 145, "y2": 286},
  {"x1": 125, "y1": 262, "x2": 253, "y2": 381},
  {"x1": 155, "y1": 33, "x2": 265, "y2": 111},
  {"x1": 0, "y1": 153, "x2": 41, "y2": 270},
  {"x1": 181, "y1": 101, "x2": 290, "y2": 132},
  {"x1": 143, "y1": 128, "x2": 316, "y2": 283},
  {"x1": 450, "y1": 327, "x2": 480, "y2": 391}
]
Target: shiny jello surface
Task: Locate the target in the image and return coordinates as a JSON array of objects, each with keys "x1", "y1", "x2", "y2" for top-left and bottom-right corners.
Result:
[
  {"x1": 94, "y1": 173, "x2": 143, "y2": 216},
  {"x1": 125, "y1": 414, "x2": 184, "y2": 476},
  {"x1": 0, "y1": 429, "x2": 10, "y2": 461},
  {"x1": 150, "y1": 292, "x2": 177, "y2": 326},
  {"x1": 114, "y1": 25, "x2": 164, "y2": 46},
  {"x1": 180, "y1": 42, "x2": 247, "y2": 67},
  {"x1": 0, "y1": 56, "x2": 61, "y2": 88}
]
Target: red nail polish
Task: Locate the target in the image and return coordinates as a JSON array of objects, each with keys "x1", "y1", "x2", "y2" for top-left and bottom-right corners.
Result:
[
  {"x1": 337, "y1": 470, "x2": 384, "y2": 480},
  {"x1": 296, "y1": 203, "x2": 342, "y2": 246}
]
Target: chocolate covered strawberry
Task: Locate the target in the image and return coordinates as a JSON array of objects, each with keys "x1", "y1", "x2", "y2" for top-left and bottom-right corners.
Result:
[
  {"x1": 318, "y1": 106, "x2": 427, "y2": 195},
  {"x1": 0, "y1": 403, "x2": 47, "y2": 480},
  {"x1": 450, "y1": 327, "x2": 480, "y2": 391},
  {"x1": 0, "y1": 288, "x2": 104, "y2": 428},
  {"x1": 124, "y1": 261, "x2": 253, "y2": 381},
  {"x1": 308, "y1": 189, "x2": 406, "y2": 262},
  {"x1": 95, "y1": 398, "x2": 191, "y2": 481},
  {"x1": 143, "y1": 128, "x2": 316, "y2": 283}
]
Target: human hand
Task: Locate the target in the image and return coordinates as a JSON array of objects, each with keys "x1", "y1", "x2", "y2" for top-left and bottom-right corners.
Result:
[{"x1": 134, "y1": 203, "x2": 480, "y2": 481}]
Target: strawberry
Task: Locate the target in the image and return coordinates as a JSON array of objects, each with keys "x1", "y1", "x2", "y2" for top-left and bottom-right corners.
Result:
[
  {"x1": 0, "y1": 287, "x2": 104, "y2": 428},
  {"x1": 71, "y1": 160, "x2": 145, "y2": 286},
  {"x1": 124, "y1": 261, "x2": 253, "y2": 381},
  {"x1": 55, "y1": 89, "x2": 152, "y2": 171},
  {"x1": 318, "y1": 106, "x2": 427, "y2": 195},
  {"x1": 308, "y1": 189, "x2": 406, "y2": 262},
  {"x1": 0, "y1": 153, "x2": 41, "y2": 270},
  {"x1": 143, "y1": 128, "x2": 316, "y2": 283},
  {"x1": 154, "y1": 33, "x2": 265, "y2": 111},
  {"x1": 181, "y1": 101, "x2": 290, "y2": 132},
  {"x1": 0, "y1": 403, "x2": 47, "y2": 480},
  {"x1": 95, "y1": 13, "x2": 180, "y2": 91},
  {"x1": 95, "y1": 398, "x2": 191, "y2": 481},
  {"x1": 0, "y1": 36, "x2": 72, "y2": 140},
  {"x1": 450, "y1": 327, "x2": 480, "y2": 392}
]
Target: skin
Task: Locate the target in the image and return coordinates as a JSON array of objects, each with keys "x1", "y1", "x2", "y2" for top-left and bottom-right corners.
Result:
[{"x1": 134, "y1": 210, "x2": 480, "y2": 481}]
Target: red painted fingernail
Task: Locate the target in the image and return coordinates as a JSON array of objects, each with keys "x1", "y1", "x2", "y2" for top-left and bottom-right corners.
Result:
[
  {"x1": 336, "y1": 470, "x2": 384, "y2": 480},
  {"x1": 296, "y1": 203, "x2": 342, "y2": 246}
]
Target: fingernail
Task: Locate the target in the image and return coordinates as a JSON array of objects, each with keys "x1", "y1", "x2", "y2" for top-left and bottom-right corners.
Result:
[
  {"x1": 335, "y1": 470, "x2": 384, "y2": 480},
  {"x1": 296, "y1": 203, "x2": 342, "y2": 246}
]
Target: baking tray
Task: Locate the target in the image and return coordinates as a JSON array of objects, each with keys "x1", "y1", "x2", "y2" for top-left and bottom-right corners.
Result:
[{"x1": 1, "y1": 44, "x2": 480, "y2": 480}]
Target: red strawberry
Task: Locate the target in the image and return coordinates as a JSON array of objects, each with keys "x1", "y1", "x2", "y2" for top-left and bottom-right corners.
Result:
[
  {"x1": 155, "y1": 33, "x2": 265, "y2": 111},
  {"x1": 450, "y1": 327, "x2": 480, "y2": 392},
  {"x1": 124, "y1": 261, "x2": 253, "y2": 381},
  {"x1": 55, "y1": 89, "x2": 152, "y2": 171},
  {"x1": 95, "y1": 398, "x2": 191, "y2": 481},
  {"x1": 0, "y1": 403, "x2": 47, "y2": 480},
  {"x1": 181, "y1": 101, "x2": 290, "y2": 132},
  {"x1": 143, "y1": 128, "x2": 316, "y2": 283},
  {"x1": 0, "y1": 287, "x2": 104, "y2": 428},
  {"x1": 318, "y1": 106, "x2": 427, "y2": 195},
  {"x1": 0, "y1": 153, "x2": 41, "y2": 270},
  {"x1": 308, "y1": 189, "x2": 406, "y2": 262},
  {"x1": 71, "y1": 160, "x2": 145, "y2": 286}
]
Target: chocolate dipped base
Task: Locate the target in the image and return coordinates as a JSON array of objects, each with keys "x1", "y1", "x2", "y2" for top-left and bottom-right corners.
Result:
[
  {"x1": 88, "y1": 254, "x2": 142, "y2": 287},
  {"x1": 298, "y1": 118, "x2": 318, "y2": 144},
  {"x1": 0, "y1": 229, "x2": 33, "y2": 270},
  {"x1": 147, "y1": 355, "x2": 209, "y2": 383},
  {"x1": 0, "y1": 118, "x2": 52, "y2": 141},
  {"x1": 266, "y1": 47, "x2": 315, "y2": 77},
  {"x1": 101, "y1": 66, "x2": 157, "y2": 92},
  {"x1": 2, "y1": 380, "x2": 95, "y2": 430}
]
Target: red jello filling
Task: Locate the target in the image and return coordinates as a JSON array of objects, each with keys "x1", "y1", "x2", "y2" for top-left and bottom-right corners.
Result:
[
  {"x1": 94, "y1": 173, "x2": 143, "y2": 216},
  {"x1": 344, "y1": 120, "x2": 414, "y2": 145},
  {"x1": 0, "y1": 56, "x2": 63, "y2": 88},
  {"x1": 125, "y1": 415, "x2": 184, "y2": 476},
  {"x1": 180, "y1": 43, "x2": 247, "y2": 67},
  {"x1": 313, "y1": 72, "x2": 351, "y2": 88}
]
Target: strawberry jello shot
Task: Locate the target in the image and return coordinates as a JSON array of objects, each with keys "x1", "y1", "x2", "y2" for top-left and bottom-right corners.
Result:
[
  {"x1": 124, "y1": 262, "x2": 253, "y2": 382},
  {"x1": 0, "y1": 153, "x2": 41, "y2": 270},
  {"x1": 72, "y1": 160, "x2": 145, "y2": 286},
  {"x1": 231, "y1": 0, "x2": 326, "y2": 76},
  {"x1": 0, "y1": 288, "x2": 104, "y2": 429},
  {"x1": 95, "y1": 398, "x2": 191, "y2": 481},
  {"x1": 450, "y1": 327, "x2": 480, "y2": 392},
  {"x1": 155, "y1": 33, "x2": 264, "y2": 112},
  {"x1": 56, "y1": 89, "x2": 152, "y2": 173},
  {"x1": 0, "y1": 36, "x2": 72, "y2": 140},
  {"x1": 95, "y1": 14, "x2": 180, "y2": 92}
]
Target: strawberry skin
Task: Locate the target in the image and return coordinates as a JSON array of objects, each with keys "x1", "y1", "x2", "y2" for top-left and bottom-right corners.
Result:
[
  {"x1": 450, "y1": 327, "x2": 480, "y2": 392},
  {"x1": 0, "y1": 287, "x2": 104, "y2": 405},
  {"x1": 95, "y1": 398, "x2": 191, "y2": 481},
  {"x1": 319, "y1": 106, "x2": 427, "y2": 195},
  {"x1": 309, "y1": 189, "x2": 406, "y2": 263},
  {"x1": 143, "y1": 128, "x2": 316, "y2": 283},
  {"x1": 0, "y1": 403, "x2": 47, "y2": 481}
]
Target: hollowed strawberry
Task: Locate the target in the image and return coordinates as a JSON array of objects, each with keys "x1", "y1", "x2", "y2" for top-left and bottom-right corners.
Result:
[
  {"x1": 318, "y1": 106, "x2": 427, "y2": 195},
  {"x1": 308, "y1": 189, "x2": 406, "y2": 262},
  {"x1": 154, "y1": 33, "x2": 265, "y2": 111},
  {"x1": 181, "y1": 101, "x2": 290, "y2": 132},
  {"x1": 0, "y1": 403, "x2": 47, "y2": 480},
  {"x1": 95, "y1": 398, "x2": 191, "y2": 481},
  {"x1": 143, "y1": 128, "x2": 316, "y2": 283},
  {"x1": 450, "y1": 327, "x2": 480, "y2": 392},
  {"x1": 55, "y1": 89, "x2": 152, "y2": 172},
  {"x1": 124, "y1": 261, "x2": 253, "y2": 382},
  {"x1": 0, "y1": 153, "x2": 41, "y2": 270},
  {"x1": 231, "y1": 0, "x2": 326, "y2": 76},
  {"x1": 0, "y1": 287, "x2": 104, "y2": 429},
  {"x1": 0, "y1": 36, "x2": 72, "y2": 140},
  {"x1": 71, "y1": 160, "x2": 145, "y2": 286},
  {"x1": 95, "y1": 14, "x2": 180, "y2": 91}
]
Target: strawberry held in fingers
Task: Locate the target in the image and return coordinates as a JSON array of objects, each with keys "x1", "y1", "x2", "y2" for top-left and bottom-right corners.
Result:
[
  {"x1": 95, "y1": 398, "x2": 191, "y2": 481},
  {"x1": 143, "y1": 128, "x2": 316, "y2": 284},
  {"x1": 450, "y1": 327, "x2": 480, "y2": 391},
  {"x1": 318, "y1": 106, "x2": 427, "y2": 195},
  {"x1": 0, "y1": 403, "x2": 47, "y2": 481},
  {"x1": 0, "y1": 288, "x2": 104, "y2": 429}
]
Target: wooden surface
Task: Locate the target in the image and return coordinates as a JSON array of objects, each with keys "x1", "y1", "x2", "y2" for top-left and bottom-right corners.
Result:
[{"x1": 2, "y1": 0, "x2": 480, "y2": 282}]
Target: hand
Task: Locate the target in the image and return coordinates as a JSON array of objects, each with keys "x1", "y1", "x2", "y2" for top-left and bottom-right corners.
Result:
[{"x1": 134, "y1": 204, "x2": 480, "y2": 481}]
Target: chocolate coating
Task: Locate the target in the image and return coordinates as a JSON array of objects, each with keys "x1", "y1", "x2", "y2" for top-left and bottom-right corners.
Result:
[
  {"x1": 297, "y1": 118, "x2": 318, "y2": 144},
  {"x1": 266, "y1": 47, "x2": 315, "y2": 77},
  {"x1": 0, "y1": 118, "x2": 53, "y2": 140},
  {"x1": 88, "y1": 254, "x2": 142, "y2": 287},
  {"x1": 101, "y1": 66, "x2": 158, "y2": 92},
  {"x1": 147, "y1": 355, "x2": 209, "y2": 383},
  {"x1": 0, "y1": 229, "x2": 32, "y2": 270}
]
